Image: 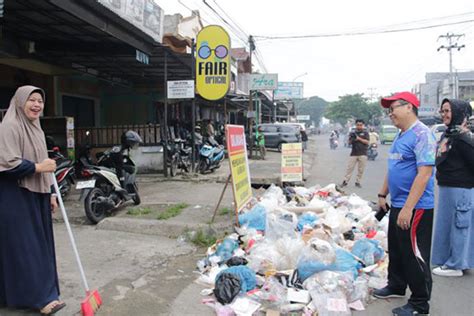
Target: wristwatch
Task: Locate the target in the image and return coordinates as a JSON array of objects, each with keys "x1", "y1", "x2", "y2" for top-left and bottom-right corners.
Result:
[{"x1": 377, "y1": 194, "x2": 387, "y2": 198}]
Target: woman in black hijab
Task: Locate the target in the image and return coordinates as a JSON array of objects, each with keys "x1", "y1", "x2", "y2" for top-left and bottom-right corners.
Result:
[{"x1": 432, "y1": 98, "x2": 474, "y2": 277}]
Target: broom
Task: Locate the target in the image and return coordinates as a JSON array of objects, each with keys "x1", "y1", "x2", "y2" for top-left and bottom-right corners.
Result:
[{"x1": 51, "y1": 175, "x2": 103, "y2": 315}]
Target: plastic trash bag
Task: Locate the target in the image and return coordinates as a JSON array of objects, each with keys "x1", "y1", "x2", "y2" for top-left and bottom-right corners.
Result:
[
  {"x1": 310, "y1": 290, "x2": 351, "y2": 316},
  {"x1": 331, "y1": 249, "x2": 361, "y2": 279},
  {"x1": 215, "y1": 238, "x2": 240, "y2": 263},
  {"x1": 297, "y1": 212, "x2": 319, "y2": 231},
  {"x1": 265, "y1": 208, "x2": 297, "y2": 240},
  {"x1": 226, "y1": 257, "x2": 248, "y2": 267},
  {"x1": 214, "y1": 272, "x2": 242, "y2": 305},
  {"x1": 351, "y1": 238, "x2": 384, "y2": 266},
  {"x1": 238, "y1": 204, "x2": 266, "y2": 231},
  {"x1": 247, "y1": 236, "x2": 305, "y2": 272},
  {"x1": 296, "y1": 239, "x2": 336, "y2": 281},
  {"x1": 217, "y1": 266, "x2": 257, "y2": 293}
]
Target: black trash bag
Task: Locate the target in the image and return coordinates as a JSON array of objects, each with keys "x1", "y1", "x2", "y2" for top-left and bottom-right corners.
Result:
[
  {"x1": 213, "y1": 272, "x2": 242, "y2": 305},
  {"x1": 343, "y1": 229, "x2": 355, "y2": 241},
  {"x1": 226, "y1": 257, "x2": 248, "y2": 267}
]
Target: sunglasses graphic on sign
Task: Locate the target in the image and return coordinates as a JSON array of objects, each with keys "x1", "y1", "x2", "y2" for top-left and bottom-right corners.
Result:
[{"x1": 198, "y1": 45, "x2": 228, "y2": 59}]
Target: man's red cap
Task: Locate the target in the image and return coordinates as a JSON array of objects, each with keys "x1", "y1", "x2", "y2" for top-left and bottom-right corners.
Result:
[{"x1": 380, "y1": 92, "x2": 420, "y2": 108}]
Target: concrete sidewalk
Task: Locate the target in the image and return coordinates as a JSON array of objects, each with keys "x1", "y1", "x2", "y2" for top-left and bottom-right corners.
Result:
[{"x1": 54, "y1": 141, "x2": 316, "y2": 237}]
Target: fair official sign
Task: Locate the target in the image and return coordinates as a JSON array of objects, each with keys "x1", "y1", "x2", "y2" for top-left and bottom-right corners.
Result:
[
  {"x1": 196, "y1": 25, "x2": 231, "y2": 101},
  {"x1": 281, "y1": 143, "x2": 303, "y2": 182},
  {"x1": 226, "y1": 125, "x2": 252, "y2": 213},
  {"x1": 167, "y1": 80, "x2": 195, "y2": 99},
  {"x1": 249, "y1": 74, "x2": 278, "y2": 90}
]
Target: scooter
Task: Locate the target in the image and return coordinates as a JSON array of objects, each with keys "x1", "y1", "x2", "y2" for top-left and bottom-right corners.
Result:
[
  {"x1": 76, "y1": 131, "x2": 142, "y2": 224},
  {"x1": 367, "y1": 143, "x2": 378, "y2": 160},
  {"x1": 48, "y1": 147, "x2": 75, "y2": 197},
  {"x1": 329, "y1": 137, "x2": 338, "y2": 150},
  {"x1": 198, "y1": 137, "x2": 225, "y2": 174},
  {"x1": 45, "y1": 136, "x2": 75, "y2": 197},
  {"x1": 163, "y1": 139, "x2": 192, "y2": 177}
]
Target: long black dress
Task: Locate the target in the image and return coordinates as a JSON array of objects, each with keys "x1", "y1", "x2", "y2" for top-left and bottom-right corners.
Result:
[{"x1": 0, "y1": 160, "x2": 59, "y2": 309}]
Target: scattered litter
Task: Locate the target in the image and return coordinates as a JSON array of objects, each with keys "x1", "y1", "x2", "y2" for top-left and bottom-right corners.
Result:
[{"x1": 195, "y1": 183, "x2": 389, "y2": 315}]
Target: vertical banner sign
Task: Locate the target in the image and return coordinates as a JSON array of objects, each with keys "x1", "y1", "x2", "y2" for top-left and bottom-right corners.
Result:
[
  {"x1": 226, "y1": 125, "x2": 252, "y2": 213},
  {"x1": 196, "y1": 25, "x2": 231, "y2": 101},
  {"x1": 281, "y1": 143, "x2": 303, "y2": 182}
]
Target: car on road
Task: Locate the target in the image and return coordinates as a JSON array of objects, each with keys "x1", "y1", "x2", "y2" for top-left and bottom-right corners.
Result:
[
  {"x1": 253, "y1": 123, "x2": 301, "y2": 151},
  {"x1": 379, "y1": 125, "x2": 398, "y2": 144},
  {"x1": 430, "y1": 123, "x2": 447, "y2": 142}
]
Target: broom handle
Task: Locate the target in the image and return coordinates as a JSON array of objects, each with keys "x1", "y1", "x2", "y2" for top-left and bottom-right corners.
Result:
[{"x1": 51, "y1": 174, "x2": 90, "y2": 292}]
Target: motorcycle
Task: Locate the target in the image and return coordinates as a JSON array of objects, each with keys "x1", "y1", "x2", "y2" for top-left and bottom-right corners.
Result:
[
  {"x1": 163, "y1": 139, "x2": 192, "y2": 177},
  {"x1": 76, "y1": 131, "x2": 142, "y2": 224},
  {"x1": 368, "y1": 143, "x2": 378, "y2": 160},
  {"x1": 198, "y1": 137, "x2": 225, "y2": 174},
  {"x1": 45, "y1": 136, "x2": 75, "y2": 197},
  {"x1": 329, "y1": 136, "x2": 338, "y2": 150},
  {"x1": 74, "y1": 130, "x2": 95, "y2": 180}
]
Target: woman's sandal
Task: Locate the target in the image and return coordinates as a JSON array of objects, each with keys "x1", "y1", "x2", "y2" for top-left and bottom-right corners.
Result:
[{"x1": 40, "y1": 300, "x2": 66, "y2": 315}]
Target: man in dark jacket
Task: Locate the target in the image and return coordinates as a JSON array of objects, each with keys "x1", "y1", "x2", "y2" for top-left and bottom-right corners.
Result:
[{"x1": 341, "y1": 119, "x2": 369, "y2": 188}]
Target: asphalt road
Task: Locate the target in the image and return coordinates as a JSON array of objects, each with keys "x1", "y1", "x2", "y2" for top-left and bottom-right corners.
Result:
[{"x1": 308, "y1": 133, "x2": 474, "y2": 316}]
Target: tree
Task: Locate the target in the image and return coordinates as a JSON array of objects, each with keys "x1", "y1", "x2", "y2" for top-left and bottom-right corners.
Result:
[
  {"x1": 295, "y1": 96, "x2": 328, "y2": 126},
  {"x1": 324, "y1": 94, "x2": 383, "y2": 125}
]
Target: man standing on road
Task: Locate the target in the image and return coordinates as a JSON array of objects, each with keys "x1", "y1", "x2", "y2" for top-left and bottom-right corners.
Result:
[
  {"x1": 341, "y1": 119, "x2": 369, "y2": 188},
  {"x1": 373, "y1": 92, "x2": 436, "y2": 316}
]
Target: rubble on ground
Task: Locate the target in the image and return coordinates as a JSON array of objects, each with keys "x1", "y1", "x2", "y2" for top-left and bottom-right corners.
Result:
[{"x1": 195, "y1": 184, "x2": 389, "y2": 315}]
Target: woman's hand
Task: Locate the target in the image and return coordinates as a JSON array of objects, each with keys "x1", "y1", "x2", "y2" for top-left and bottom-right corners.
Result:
[
  {"x1": 35, "y1": 158, "x2": 57, "y2": 173},
  {"x1": 50, "y1": 195, "x2": 58, "y2": 213}
]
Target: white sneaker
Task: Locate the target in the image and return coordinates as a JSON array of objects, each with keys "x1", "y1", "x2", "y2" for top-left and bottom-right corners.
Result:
[{"x1": 432, "y1": 266, "x2": 463, "y2": 277}]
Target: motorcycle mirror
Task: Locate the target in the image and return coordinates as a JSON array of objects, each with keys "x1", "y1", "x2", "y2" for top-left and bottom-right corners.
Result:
[{"x1": 53, "y1": 146, "x2": 60, "y2": 152}]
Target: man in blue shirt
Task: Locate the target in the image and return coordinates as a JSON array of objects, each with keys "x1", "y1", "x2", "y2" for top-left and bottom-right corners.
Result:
[{"x1": 373, "y1": 92, "x2": 437, "y2": 316}]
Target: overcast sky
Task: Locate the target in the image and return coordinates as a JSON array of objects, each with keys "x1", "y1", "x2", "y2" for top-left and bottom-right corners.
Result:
[{"x1": 159, "y1": 0, "x2": 473, "y2": 101}]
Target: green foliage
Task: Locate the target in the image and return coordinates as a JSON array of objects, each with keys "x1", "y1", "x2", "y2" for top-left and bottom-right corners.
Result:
[
  {"x1": 127, "y1": 207, "x2": 152, "y2": 216},
  {"x1": 190, "y1": 229, "x2": 217, "y2": 247},
  {"x1": 295, "y1": 96, "x2": 329, "y2": 125},
  {"x1": 219, "y1": 207, "x2": 232, "y2": 216},
  {"x1": 325, "y1": 94, "x2": 383, "y2": 125},
  {"x1": 157, "y1": 203, "x2": 189, "y2": 220}
]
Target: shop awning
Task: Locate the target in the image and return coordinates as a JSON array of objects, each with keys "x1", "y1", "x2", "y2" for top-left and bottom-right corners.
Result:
[{"x1": 0, "y1": 0, "x2": 193, "y2": 86}]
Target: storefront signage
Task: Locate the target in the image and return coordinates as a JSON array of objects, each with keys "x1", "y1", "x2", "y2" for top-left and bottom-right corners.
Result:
[
  {"x1": 98, "y1": 0, "x2": 164, "y2": 43},
  {"x1": 274, "y1": 82, "x2": 304, "y2": 100},
  {"x1": 281, "y1": 143, "x2": 303, "y2": 182},
  {"x1": 249, "y1": 74, "x2": 278, "y2": 90},
  {"x1": 297, "y1": 115, "x2": 311, "y2": 121},
  {"x1": 136, "y1": 50, "x2": 149, "y2": 65},
  {"x1": 226, "y1": 125, "x2": 252, "y2": 213},
  {"x1": 196, "y1": 25, "x2": 231, "y2": 101},
  {"x1": 167, "y1": 80, "x2": 195, "y2": 99}
]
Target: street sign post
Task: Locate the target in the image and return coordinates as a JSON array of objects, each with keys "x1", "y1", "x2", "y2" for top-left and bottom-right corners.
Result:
[
  {"x1": 167, "y1": 80, "x2": 195, "y2": 99},
  {"x1": 226, "y1": 125, "x2": 252, "y2": 222},
  {"x1": 281, "y1": 143, "x2": 303, "y2": 182}
]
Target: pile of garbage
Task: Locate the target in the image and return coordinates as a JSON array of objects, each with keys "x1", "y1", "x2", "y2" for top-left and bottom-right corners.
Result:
[{"x1": 196, "y1": 184, "x2": 389, "y2": 315}]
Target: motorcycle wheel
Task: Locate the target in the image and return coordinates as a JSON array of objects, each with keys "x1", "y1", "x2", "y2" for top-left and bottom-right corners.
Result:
[
  {"x1": 60, "y1": 176, "x2": 73, "y2": 197},
  {"x1": 131, "y1": 183, "x2": 141, "y2": 205},
  {"x1": 170, "y1": 155, "x2": 178, "y2": 177},
  {"x1": 198, "y1": 160, "x2": 207, "y2": 174},
  {"x1": 84, "y1": 187, "x2": 108, "y2": 224}
]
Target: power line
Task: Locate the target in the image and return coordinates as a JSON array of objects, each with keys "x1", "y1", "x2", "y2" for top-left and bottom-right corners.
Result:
[{"x1": 254, "y1": 19, "x2": 474, "y2": 40}]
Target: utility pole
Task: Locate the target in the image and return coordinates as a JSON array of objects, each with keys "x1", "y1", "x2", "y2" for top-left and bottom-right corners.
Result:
[
  {"x1": 367, "y1": 87, "x2": 377, "y2": 102},
  {"x1": 248, "y1": 35, "x2": 255, "y2": 158},
  {"x1": 437, "y1": 33, "x2": 465, "y2": 98}
]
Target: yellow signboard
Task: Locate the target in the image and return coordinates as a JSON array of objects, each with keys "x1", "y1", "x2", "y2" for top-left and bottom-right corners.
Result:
[
  {"x1": 281, "y1": 143, "x2": 303, "y2": 182},
  {"x1": 226, "y1": 125, "x2": 252, "y2": 212},
  {"x1": 196, "y1": 25, "x2": 231, "y2": 101}
]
